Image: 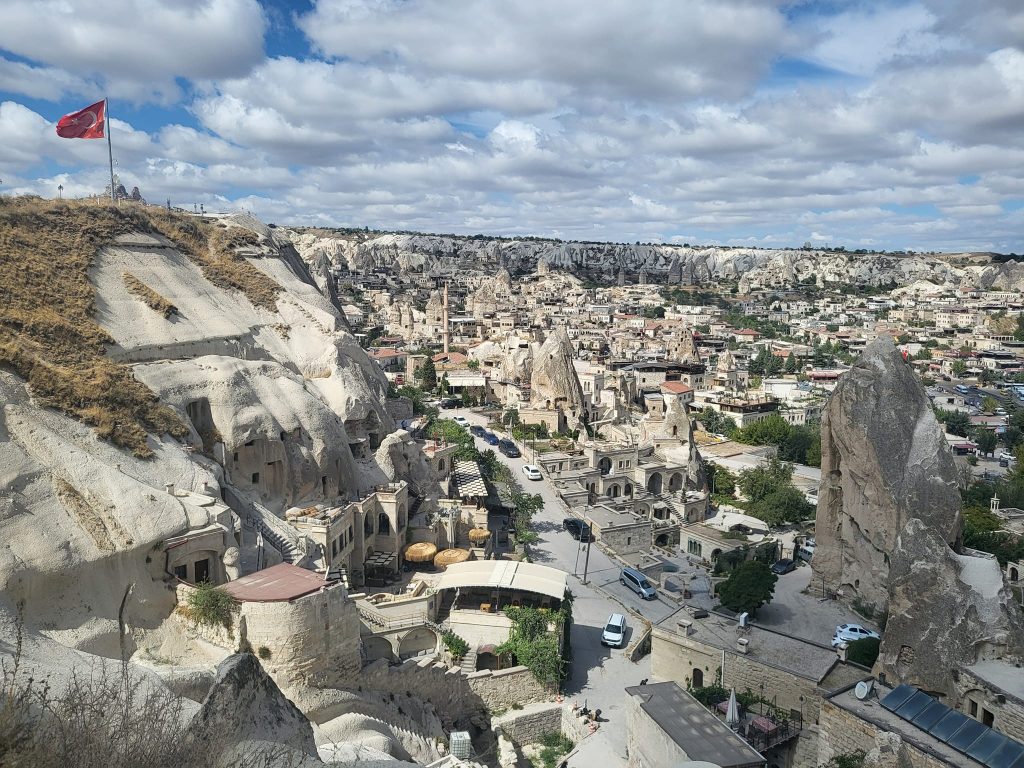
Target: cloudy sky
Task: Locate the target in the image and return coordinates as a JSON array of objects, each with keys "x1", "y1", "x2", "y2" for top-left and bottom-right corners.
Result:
[{"x1": 1, "y1": 0, "x2": 1022, "y2": 252}]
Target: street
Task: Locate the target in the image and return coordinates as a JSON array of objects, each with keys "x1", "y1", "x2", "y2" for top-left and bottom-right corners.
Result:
[{"x1": 451, "y1": 408, "x2": 657, "y2": 766}]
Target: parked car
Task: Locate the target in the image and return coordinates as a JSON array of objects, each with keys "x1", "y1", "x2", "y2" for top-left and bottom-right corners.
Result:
[
  {"x1": 482, "y1": 431, "x2": 500, "y2": 445},
  {"x1": 470, "y1": 424, "x2": 486, "y2": 437},
  {"x1": 601, "y1": 613, "x2": 627, "y2": 648},
  {"x1": 563, "y1": 518, "x2": 592, "y2": 542},
  {"x1": 831, "y1": 623, "x2": 880, "y2": 648},
  {"x1": 453, "y1": 416, "x2": 470, "y2": 428},
  {"x1": 498, "y1": 439, "x2": 521, "y2": 458},
  {"x1": 620, "y1": 567, "x2": 657, "y2": 600},
  {"x1": 770, "y1": 558, "x2": 796, "y2": 575},
  {"x1": 522, "y1": 464, "x2": 542, "y2": 481},
  {"x1": 999, "y1": 452, "x2": 1016, "y2": 461},
  {"x1": 439, "y1": 398, "x2": 460, "y2": 409}
]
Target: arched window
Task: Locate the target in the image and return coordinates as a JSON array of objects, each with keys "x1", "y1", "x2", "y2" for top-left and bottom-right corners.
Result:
[
  {"x1": 378, "y1": 512, "x2": 391, "y2": 535},
  {"x1": 364, "y1": 514, "x2": 373, "y2": 536},
  {"x1": 692, "y1": 668, "x2": 704, "y2": 688}
]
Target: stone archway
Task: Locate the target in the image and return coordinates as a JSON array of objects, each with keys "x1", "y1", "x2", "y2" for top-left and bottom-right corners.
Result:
[
  {"x1": 398, "y1": 627, "x2": 438, "y2": 660},
  {"x1": 656, "y1": 533, "x2": 670, "y2": 547},
  {"x1": 669, "y1": 472, "x2": 684, "y2": 492},
  {"x1": 647, "y1": 473, "x2": 663, "y2": 494},
  {"x1": 599, "y1": 457, "x2": 612, "y2": 476},
  {"x1": 1011, "y1": 566, "x2": 1020, "y2": 582},
  {"x1": 378, "y1": 512, "x2": 391, "y2": 535},
  {"x1": 364, "y1": 636, "x2": 394, "y2": 662}
]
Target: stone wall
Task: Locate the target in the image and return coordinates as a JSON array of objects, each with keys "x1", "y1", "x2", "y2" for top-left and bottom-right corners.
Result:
[
  {"x1": 599, "y1": 521, "x2": 653, "y2": 555},
  {"x1": 467, "y1": 666, "x2": 552, "y2": 712},
  {"x1": 351, "y1": 657, "x2": 551, "y2": 729},
  {"x1": 492, "y1": 701, "x2": 563, "y2": 745},
  {"x1": 651, "y1": 627, "x2": 826, "y2": 722},
  {"x1": 954, "y1": 667, "x2": 1024, "y2": 742},
  {"x1": 818, "y1": 699, "x2": 951, "y2": 768}
]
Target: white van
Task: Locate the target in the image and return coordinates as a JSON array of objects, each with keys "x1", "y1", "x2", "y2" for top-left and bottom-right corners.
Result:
[
  {"x1": 620, "y1": 567, "x2": 657, "y2": 600},
  {"x1": 602, "y1": 613, "x2": 627, "y2": 647}
]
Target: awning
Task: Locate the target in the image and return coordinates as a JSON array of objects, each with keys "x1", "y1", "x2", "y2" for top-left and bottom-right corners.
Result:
[
  {"x1": 453, "y1": 460, "x2": 488, "y2": 498},
  {"x1": 435, "y1": 560, "x2": 568, "y2": 600}
]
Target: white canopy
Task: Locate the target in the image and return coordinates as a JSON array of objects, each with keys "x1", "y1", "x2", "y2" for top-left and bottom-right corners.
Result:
[{"x1": 436, "y1": 560, "x2": 568, "y2": 600}]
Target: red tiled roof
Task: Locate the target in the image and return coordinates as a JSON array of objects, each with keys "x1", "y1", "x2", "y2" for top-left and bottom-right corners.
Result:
[
  {"x1": 735, "y1": 328, "x2": 760, "y2": 336},
  {"x1": 661, "y1": 381, "x2": 694, "y2": 394},
  {"x1": 221, "y1": 563, "x2": 329, "y2": 603}
]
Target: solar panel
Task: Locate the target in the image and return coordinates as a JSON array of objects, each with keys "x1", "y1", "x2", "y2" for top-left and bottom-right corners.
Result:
[
  {"x1": 949, "y1": 719, "x2": 988, "y2": 752},
  {"x1": 966, "y1": 731, "x2": 1009, "y2": 763},
  {"x1": 896, "y1": 690, "x2": 935, "y2": 721},
  {"x1": 880, "y1": 684, "x2": 918, "y2": 713},
  {"x1": 911, "y1": 700, "x2": 951, "y2": 731},
  {"x1": 931, "y1": 710, "x2": 972, "y2": 743},
  {"x1": 989, "y1": 740, "x2": 1024, "y2": 768}
]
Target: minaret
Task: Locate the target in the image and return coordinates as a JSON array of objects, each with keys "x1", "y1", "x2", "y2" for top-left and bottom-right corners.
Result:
[{"x1": 442, "y1": 282, "x2": 450, "y2": 354}]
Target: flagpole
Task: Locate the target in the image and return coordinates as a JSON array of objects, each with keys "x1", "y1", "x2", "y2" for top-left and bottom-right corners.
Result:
[{"x1": 105, "y1": 97, "x2": 116, "y2": 204}]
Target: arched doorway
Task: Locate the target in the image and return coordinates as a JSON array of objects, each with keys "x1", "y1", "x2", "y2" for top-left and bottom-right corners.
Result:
[
  {"x1": 692, "y1": 668, "x2": 704, "y2": 688},
  {"x1": 364, "y1": 514, "x2": 373, "y2": 537},
  {"x1": 364, "y1": 637, "x2": 394, "y2": 662},
  {"x1": 1011, "y1": 566, "x2": 1020, "y2": 582},
  {"x1": 599, "y1": 457, "x2": 612, "y2": 476},
  {"x1": 669, "y1": 472, "x2": 684, "y2": 492},
  {"x1": 656, "y1": 533, "x2": 670, "y2": 547},
  {"x1": 396, "y1": 503, "x2": 406, "y2": 530},
  {"x1": 647, "y1": 473, "x2": 663, "y2": 494},
  {"x1": 398, "y1": 627, "x2": 438, "y2": 659},
  {"x1": 378, "y1": 512, "x2": 391, "y2": 535}
]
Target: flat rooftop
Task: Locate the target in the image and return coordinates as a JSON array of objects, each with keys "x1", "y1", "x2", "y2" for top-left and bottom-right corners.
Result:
[
  {"x1": 626, "y1": 681, "x2": 765, "y2": 768},
  {"x1": 655, "y1": 610, "x2": 839, "y2": 683},
  {"x1": 221, "y1": 563, "x2": 331, "y2": 602}
]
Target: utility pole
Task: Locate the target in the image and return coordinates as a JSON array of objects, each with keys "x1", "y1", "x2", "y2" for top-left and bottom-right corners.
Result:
[{"x1": 582, "y1": 516, "x2": 593, "y2": 585}]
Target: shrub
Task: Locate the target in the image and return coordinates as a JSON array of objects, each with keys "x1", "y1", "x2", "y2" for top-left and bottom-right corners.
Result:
[
  {"x1": 122, "y1": 273, "x2": 177, "y2": 318},
  {"x1": 537, "y1": 731, "x2": 574, "y2": 768},
  {"x1": 846, "y1": 637, "x2": 881, "y2": 667},
  {"x1": 441, "y1": 630, "x2": 470, "y2": 661},
  {"x1": 183, "y1": 582, "x2": 238, "y2": 632},
  {"x1": 257, "y1": 646, "x2": 272, "y2": 660}
]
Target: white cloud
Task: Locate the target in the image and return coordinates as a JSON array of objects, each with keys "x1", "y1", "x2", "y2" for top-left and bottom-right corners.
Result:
[{"x1": 0, "y1": 0, "x2": 266, "y2": 102}]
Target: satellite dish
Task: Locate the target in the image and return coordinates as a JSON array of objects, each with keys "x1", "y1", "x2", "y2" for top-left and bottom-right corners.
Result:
[{"x1": 855, "y1": 681, "x2": 874, "y2": 700}]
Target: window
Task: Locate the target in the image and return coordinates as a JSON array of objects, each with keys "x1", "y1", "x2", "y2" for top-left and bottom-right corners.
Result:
[
  {"x1": 626, "y1": 537, "x2": 632, "y2": 546},
  {"x1": 692, "y1": 668, "x2": 704, "y2": 688},
  {"x1": 173, "y1": 564, "x2": 187, "y2": 581},
  {"x1": 251, "y1": 472, "x2": 260, "y2": 484},
  {"x1": 687, "y1": 540, "x2": 702, "y2": 557},
  {"x1": 983, "y1": 709, "x2": 995, "y2": 728},
  {"x1": 194, "y1": 558, "x2": 210, "y2": 584},
  {"x1": 969, "y1": 700, "x2": 978, "y2": 718}
]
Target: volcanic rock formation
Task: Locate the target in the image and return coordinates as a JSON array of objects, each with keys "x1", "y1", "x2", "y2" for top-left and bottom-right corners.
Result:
[
  {"x1": 529, "y1": 326, "x2": 587, "y2": 427},
  {"x1": 813, "y1": 336, "x2": 1024, "y2": 695}
]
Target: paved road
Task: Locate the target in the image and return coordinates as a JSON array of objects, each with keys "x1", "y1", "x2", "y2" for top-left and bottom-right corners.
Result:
[{"x1": 450, "y1": 409, "x2": 657, "y2": 766}]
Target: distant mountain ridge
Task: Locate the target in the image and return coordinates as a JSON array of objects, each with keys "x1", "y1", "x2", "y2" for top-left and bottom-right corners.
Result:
[{"x1": 286, "y1": 229, "x2": 1024, "y2": 293}]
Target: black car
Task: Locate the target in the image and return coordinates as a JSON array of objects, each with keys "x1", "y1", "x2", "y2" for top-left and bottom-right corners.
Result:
[
  {"x1": 563, "y1": 518, "x2": 592, "y2": 542},
  {"x1": 770, "y1": 558, "x2": 796, "y2": 575},
  {"x1": 469, "y1": 424, "x2": 486, "y2": 437},
  {"x1": 498, "y1": 439, "x2": 521, "y2": 458}
]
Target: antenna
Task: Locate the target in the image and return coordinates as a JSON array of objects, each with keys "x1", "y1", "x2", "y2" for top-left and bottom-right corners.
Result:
[{"x1": 854, "y1": 681, "x2": 874, "y2": 700}]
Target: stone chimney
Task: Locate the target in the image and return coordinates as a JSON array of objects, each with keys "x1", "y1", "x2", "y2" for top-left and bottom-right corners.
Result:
[
  {"x1": 677, "y1": 618, "x2": 693, "y2": 636},
  {"x1": 165, "y1": 483, "x2": 175, "y2": 496},
  {"x1": 836, "y1": 642, "x2": 849, "y2": 662},
  {"x1": 736, "y1": 637, "x2": 749, "y2": 654}
]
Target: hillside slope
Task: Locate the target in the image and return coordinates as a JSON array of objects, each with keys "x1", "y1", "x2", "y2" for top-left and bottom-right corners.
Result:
[{"x1": 288, "y1": 228, "x2": 1024, "y2": 292}]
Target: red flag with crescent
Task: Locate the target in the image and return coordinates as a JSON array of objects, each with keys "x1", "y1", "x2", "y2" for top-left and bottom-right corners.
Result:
[{"x1": 55, "y1": 100, "x2": 105, "y2": 139}]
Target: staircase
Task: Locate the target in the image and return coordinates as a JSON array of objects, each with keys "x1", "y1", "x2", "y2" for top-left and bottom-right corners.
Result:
[
  {"x1": 459, "y1": 648, "x2": 478, "y2": 674},
  {"x1": 251, "y1": 516, "x2": 300, "y2": 563},
  {"x1": 435, "y1": 590, "x2": 456, "y2": 627}
]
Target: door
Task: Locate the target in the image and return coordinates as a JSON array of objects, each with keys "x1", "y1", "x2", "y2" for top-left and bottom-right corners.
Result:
[{"x1": 194, "y1": 558, "x2": 210, "y2": 584}]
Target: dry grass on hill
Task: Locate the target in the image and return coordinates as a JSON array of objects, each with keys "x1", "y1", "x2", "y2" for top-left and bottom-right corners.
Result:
[
  {"x1": 0, "y1": 197, "x2": 282, "y2": 457},
  {"x1": 123, "y1": 273, "x2": 177, "y2": 318}
]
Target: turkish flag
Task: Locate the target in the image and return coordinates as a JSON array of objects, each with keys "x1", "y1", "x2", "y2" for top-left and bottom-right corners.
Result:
[{"x1": 56, "y1": 100, "x2": 105, "y2": 139}]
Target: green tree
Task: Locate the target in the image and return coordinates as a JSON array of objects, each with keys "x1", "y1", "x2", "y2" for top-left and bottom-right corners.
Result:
[
  {"x1": 974, "y1": 429, "x2": 998, "y2": 456},
  {"x1": 784, "y1": 354, "x2": 797, "y2": 374},
  {"x1": 981, "y1": 396, "x2": 999, "y2": 414},
  {"x1": 952, "y1": 359, "x2": 968, "y2": 377},
  {"x1": 734, "y1": 414, "x2": 791, "y2": 447},
  {"x1": 1015, "y1": 315, "x2": 1024, "y2": 342},
  {"x1": 937, "y1": 408, "x2": 971, "y2": 437},
  {"x1": 466, "y1": 358, "x2": 480, "y2": 370},
  {"x1": 416, "y1": 358, "x2": 437, "y2": 391},
  {"x1": 748, "y1": 348, "x2": 769, "y2": 376},
  {"x1": 708, "y1": 463, "x2": 737, "y2": 499},
  {"x1": 699, "y1": 407, "x2": 736, "y2": 436},
  {"x1": 737, "y1": 456, "x2": 795, "y2": 503},
  {"x1": 717, "y1": 560, "x2": 778, "y2": 615},
  {"x1": 1004, "y1": 426, "x2": 1022, "y2": 450},
  {"x1": 750, "y1": 484, "x2": 814, "y2": 526},
  {"x1": 846, "y1": 637, "x2": 881, "y2": 667},
  {"x1": 765, "y1": 354, "x2": 784, "y2": 376}
]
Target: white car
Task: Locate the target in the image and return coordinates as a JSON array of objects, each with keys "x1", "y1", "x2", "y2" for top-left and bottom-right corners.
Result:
[
  {"x1": 999, "y1": 451, "x2": 1016, "y2": 462},
  {"x1": 522, "y1": 464, "x2": 542, "y2": 481},
  {"x1": 831, "y1": 623, "x2": 880, "y2": 648},
  {"x1": 601, "y1": 613, "x2": 627, "y2": 647},
  {"x1": 452, "y1": 416, "x2": 470, "y2": 428}
]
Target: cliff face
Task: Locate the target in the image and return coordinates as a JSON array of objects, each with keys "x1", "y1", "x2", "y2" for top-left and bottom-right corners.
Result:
[
  {"x1": 287, "y1": 229, "x2": 1024, "y2": 292},
  {"x1": 812, "y1": 336, "x2": 1024, "y2": 695},
  {"x1": 0, "y1": 205, "x2": 397, "y2": 651}
]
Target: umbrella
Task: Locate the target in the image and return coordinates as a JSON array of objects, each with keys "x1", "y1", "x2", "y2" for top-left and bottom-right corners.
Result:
[
  {"x1": 404, "y1": 542, "x2": 438, "y2": 563},
  {"x1": 725, "y1": 688, "x2": 740, "y2": 730},
  {"x1": 468, "y1": 528, "x2": 492, "y2": 543},
  {"x1": 433, "y1": 548, "x2": 471, "y2": 569}
]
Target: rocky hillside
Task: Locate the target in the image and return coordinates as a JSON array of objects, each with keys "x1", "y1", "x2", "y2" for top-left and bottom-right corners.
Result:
[
  {"x1": 0, "y1": 198, "x2": 400, "y2": 654},
  {"x1": 288, "y1": 229, "x2": 1024, "y2": 293}
]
